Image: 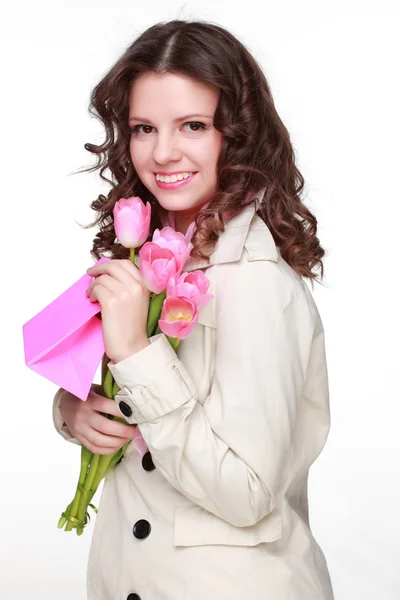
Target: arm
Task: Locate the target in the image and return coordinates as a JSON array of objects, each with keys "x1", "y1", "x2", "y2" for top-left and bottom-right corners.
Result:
[
  {"x1": 52, "y1": 388, "x2": 81, "y2": 446},
  {"x1": 108, "y1": 258, "x2": 315, "y2": 526}
]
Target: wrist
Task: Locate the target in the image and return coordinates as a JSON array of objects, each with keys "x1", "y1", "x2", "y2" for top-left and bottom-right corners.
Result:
[{"x1": 110, "y1": 338, "x2": 150, "y2": 364}]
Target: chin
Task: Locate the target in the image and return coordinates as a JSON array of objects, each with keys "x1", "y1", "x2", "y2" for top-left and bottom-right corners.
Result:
[{"x1": 150, "y1": 192, "x2": 200, "y2": 211}]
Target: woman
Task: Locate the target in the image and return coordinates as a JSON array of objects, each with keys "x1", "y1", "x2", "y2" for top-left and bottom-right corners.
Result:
[{"x1": 53, "y1": 19, "x2": 335, "y2": 600}]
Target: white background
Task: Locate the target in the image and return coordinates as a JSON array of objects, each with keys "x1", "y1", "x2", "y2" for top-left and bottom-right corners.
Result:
[{"x1": 2, "y1": 1, "x2": 399, "y2": 598}]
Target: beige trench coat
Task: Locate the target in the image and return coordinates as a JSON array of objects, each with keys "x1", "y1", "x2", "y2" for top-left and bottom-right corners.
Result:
[{"x1": 53, "y1": 187, "x2": 335, "y2": 600}]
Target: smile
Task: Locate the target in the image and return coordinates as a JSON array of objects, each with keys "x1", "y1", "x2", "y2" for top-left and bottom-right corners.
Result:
[{"x1": 155, "y1": 172, "x2": 198, "y2": 189}]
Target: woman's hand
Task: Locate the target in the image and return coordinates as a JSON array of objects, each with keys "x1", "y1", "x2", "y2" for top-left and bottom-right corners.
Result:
[
  {"x1": 59, "y1": 384, "x2": 137, "y2": 455},
  {"x1": 85, "y1": 258, "x2": 151, "y2": 363}
]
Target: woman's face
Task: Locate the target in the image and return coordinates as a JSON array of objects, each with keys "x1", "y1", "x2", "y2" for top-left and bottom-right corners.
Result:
[{"x1": 128, "y1": 71, "x2": 223, "y2": 233}]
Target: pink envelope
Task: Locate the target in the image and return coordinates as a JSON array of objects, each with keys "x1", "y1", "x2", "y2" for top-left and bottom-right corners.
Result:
[{"x1": 23, "y1": 257, "x2": 110, "y2": 401}]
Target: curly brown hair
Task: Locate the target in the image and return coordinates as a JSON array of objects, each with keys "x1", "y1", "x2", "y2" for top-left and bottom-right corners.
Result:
[{"x1": 75, "y1": 19, "x2": 325, "y2": 282}]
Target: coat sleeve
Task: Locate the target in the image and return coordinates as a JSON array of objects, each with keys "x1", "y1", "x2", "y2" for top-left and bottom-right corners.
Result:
[
  {"x1": 108, "y1": 257, "x2": 316, "y2": 527},
  {"x1": 52, "y1": 388, "x2": 81, "y2": 446}
]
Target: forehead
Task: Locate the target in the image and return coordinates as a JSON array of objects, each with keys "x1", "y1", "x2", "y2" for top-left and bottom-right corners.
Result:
[{"x1": 128, "y1": 72, "x2": 219, "y2": 116}]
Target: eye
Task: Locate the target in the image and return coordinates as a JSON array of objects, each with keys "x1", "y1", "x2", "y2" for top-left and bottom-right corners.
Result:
[
  {"x1": 130, "y1": 124, "x2": 153, "y2": 135},
  {"x1": 183, "y1": 121, "x2": 207, "y2": 132},
  {"x1": 130, "y1": 121, "x2": 208, "y2": 136}
]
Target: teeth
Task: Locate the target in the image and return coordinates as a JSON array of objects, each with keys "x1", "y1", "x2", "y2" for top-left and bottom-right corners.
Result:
[{"x1": 156, "y1": 172, "x2": 194, "y2": 183}]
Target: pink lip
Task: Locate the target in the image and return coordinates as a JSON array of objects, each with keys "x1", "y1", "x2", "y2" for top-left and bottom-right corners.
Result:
[{"x1": 155, "y1": 172, "x2": 197, "y2": 190}]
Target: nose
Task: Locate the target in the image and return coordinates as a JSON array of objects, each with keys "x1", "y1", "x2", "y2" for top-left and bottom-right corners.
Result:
[{"x1": 152, "y1": 130, "x2": 182, "y2": 165}]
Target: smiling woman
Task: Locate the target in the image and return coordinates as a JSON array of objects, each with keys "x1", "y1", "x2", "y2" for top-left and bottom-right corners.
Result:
[
  {"x1": 78, "y1": 20, "x2": 325, "y2": 281},
  {"x1": 53, "y1": 17, "x2": 334, "y2": 600}
]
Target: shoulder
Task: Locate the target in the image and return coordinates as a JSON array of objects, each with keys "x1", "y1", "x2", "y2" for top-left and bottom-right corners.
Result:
[
  {"x1": 212, "y1": 215, "x2": 323, "y2": 329},
  {"x1": 214, "y1": 215, "x2": 294, "y2": 298}
]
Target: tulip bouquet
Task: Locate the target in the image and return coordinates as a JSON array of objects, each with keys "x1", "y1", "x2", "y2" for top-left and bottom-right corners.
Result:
[{"x1": 58, "y1": 196, "x2": 213, "y2": 535}]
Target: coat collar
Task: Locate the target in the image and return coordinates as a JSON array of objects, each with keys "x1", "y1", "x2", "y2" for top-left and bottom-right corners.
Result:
[{"x1": 183, "y1": 186, "x2": 278, "y2": 272}]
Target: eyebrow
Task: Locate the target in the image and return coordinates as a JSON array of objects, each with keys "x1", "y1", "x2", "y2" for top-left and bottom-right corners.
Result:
[{"x1": 128, "y1": 113, "x2": 213, "y2": 124}]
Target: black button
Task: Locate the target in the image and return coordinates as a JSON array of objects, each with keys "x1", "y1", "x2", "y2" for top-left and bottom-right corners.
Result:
[
  {"x1": 133, "y1": 519, "x2": 151, "y2": 539},
  {"x1": 126, "y1": 594, "x2": 141, "y2": 600},
  {"x1": 119, "y1": 401, "x2": 132, "y2": 417},
  {"x1": 142, "y1": 451, "x2": 155, "y2": 471}
]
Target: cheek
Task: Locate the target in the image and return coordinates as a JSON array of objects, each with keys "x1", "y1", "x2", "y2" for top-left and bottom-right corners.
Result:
[
  {"x1": 202, "y1": 133, "x2": 223, "y2": 172},
  {"x1": 129, "y1": 141, "x2": 148, "y2": 172},
  {"x1": 194, "y1": 133, "x2": 222, "y2": 167}
]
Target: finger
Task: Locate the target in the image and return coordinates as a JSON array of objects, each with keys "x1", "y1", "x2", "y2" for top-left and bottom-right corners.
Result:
[
  {"x1": 83, "y1": 425, "x2": 133, "y2": 451},
  {"x1": 87, "y1": 282, "x2": 113, "y2": 304},
  {"x1": 88, "y1": 259, "x2": 147, "y2": 293},
  {"x1": 119, "y1": 262, "x2": 152, "y2": 297},
  {"x1": 115, "y1": 259, "x2": 144, "y2": 282},
  {"x1": 88, "y1": 395, "x2": 127, "y2": 417},
  {"x1": 87, "y1": 260, "x2": 138, "y2": 286},
  {"x1": 89, "y1": 397, "x2": 138, "y2": 436},
  {"x1": 78, "y1": 431, "x2": 128, "y2": 455},
  {"x1": 87, "y1": 273, "x2": 145, "y2": 304},
  {"x1": 86, "y1": 273, "x2": 124, "y2": 297},
  {"x1": 91, "y1": 412, "x2": 136, "y2": 439}
]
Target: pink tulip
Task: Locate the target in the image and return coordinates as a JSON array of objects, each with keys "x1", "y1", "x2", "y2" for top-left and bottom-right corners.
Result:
[
  {"x1": 152, "y1": 227, "x2": 193, "y2": 273},
  {"x1": 139, "y1": 243, "x2": 181, "y2": 294},
  {"x1": 166, "y1": 271, "x2": 214, "y2": 308},
  {"x1": 113, "y1": 196, "x2": 151, "y2": 248},
  {"x1": 158, "y1": 296, "x2": 199, "y2": 339}
]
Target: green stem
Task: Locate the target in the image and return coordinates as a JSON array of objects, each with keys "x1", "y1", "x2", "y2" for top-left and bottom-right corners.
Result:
[
  {"x1": 106, "y1": 438, "x2": 132, "y2": 473},
  {"x1": 77, "y1": 362, "x2": 131, "y2": 526},
  {"x1": 75, "y1": 364, "x2": 114, "y2": 532},
  {"x1": 154, "y1": 326, "x2": 179, "y2": 350},
  {"x1": 91, "y1": 455, "x2": 114, "y2": 490},
  {"x1": 59, "y1": 445, "x2": 92, "y2": 532},
  {"x1": 166, "y1": 335, "x2": 180, "y2": 351},
  {"x1": 74, "y1": 446, "x2": 98, "y2": 533},
  {"x1": 91, "y1": 419, "x2": 134, "y2": 490},
  {"x1": 147, "y1": 291, "x2": 166, "y2": 337},
  {"x1": 75, "y1": 453, "x2": 100, "y2": 527},
  {"x1": 103, "y1": 368, "x2": 114, "y2": 399},
  {"x1": 112, "y1": 379, "x2": 120, "y2": 397},
  {"x1": 130, "y1": 247, "x2": 135, "y2": 263}
]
